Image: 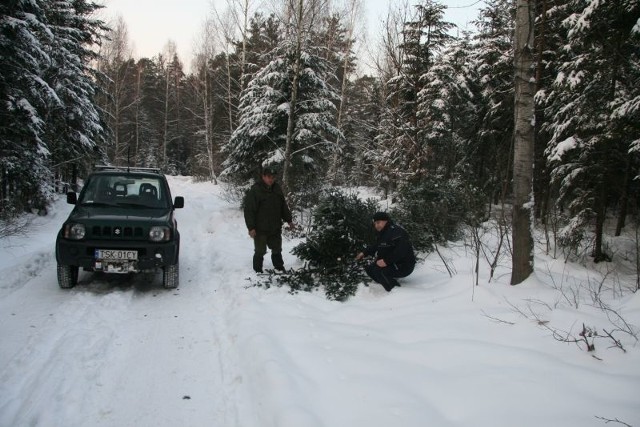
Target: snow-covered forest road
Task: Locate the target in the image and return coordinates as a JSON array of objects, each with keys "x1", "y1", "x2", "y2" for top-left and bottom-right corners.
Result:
[{"x1": 1, "y1": 176, "x2": 639, "y2": 427}]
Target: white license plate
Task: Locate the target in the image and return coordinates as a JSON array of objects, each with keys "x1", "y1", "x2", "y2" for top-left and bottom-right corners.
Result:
[{"x1": 95, "y1": 249, "x2": 138, "y2": 261}]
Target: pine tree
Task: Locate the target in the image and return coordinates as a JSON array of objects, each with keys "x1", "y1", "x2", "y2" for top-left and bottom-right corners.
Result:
[
  {"x1": 415, "y1": 35, "x2": 474, "y2": 179},
  {"x1": 0, "y1": 0, "x2": 51, "y2": 212},
  {"x1": 542, "y1": 0, "x2": 640, "y2": 261},
  {"x1": 129, "y1": 57, "x2": 165, "y2": 169},
  {"x1": 317, "y1": 13, "x2": 358, "y2": 186},
  {"x1": 45, "y1": 0, "x2": 107, "y2": 177},
  {"x1": 530, "y1": 0, "x2": 561, "y2": 224},
  {"x1": 220, "y1": 53, "x2": 290, "y2": 185},
  {"x1": 158, "y1": 50, "x2": 187, "y2": 174},
  {"x1": 393, "y1": 176, "x2": 485, "y2": 253},
  {"x1": 340, "y1": 75, "x2": 384, "y2": 185},
  {"x1": 241, "y1": 13, "x2": 282, "y2": 83},
  {"x1": 0, "y1": 0, "x2": 106, "y2": 213},
  {"x1": 221, "y1": 37, "x2": 340, "y2": 203},
  {"x1": 374, "y1": 0, "x2": 454, "y2": 188},
  {"x1": 466, "y1": 0, "x2": 516, "y2": 203}
]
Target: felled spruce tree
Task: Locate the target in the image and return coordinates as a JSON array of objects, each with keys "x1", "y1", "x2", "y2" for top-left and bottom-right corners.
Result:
[{"x1": 258, "y1": 190, "x2": 378, "y2": 301}]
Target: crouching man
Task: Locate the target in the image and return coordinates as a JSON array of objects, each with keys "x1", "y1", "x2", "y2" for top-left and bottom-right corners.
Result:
[{"x1": 356, "y1": 212, "x2": 416, "y2": 292}]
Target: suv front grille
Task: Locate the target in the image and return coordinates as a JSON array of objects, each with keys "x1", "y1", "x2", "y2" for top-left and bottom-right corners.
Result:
[{"x1": 91, "y1": 225, "x2": 145, "y2": 239}]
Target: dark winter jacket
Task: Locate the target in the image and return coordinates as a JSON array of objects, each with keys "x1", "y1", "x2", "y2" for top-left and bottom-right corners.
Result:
[
  {"x1": 243, "y1": 180, "x2": 292, "y2": 234},
  {"x1": 364, "y1": 221, "x2": 416, "y2": 269}
]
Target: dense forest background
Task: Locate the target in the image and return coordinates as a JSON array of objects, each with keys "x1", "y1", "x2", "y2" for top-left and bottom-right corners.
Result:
[{"x1": 1, "y1": 0, "x2": 639, "y2": 271}]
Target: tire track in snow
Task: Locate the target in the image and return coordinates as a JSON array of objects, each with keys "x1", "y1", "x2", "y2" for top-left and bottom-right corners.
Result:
[
  {"x1": 0, "y1": 251, "x2": 53, "y2": 298},
  {"x1": 0, "y1": 291, "x2": 132, "y2": 426},
  {"x1": 172, "y1": 178, "x2": 251, "y2": 426}
]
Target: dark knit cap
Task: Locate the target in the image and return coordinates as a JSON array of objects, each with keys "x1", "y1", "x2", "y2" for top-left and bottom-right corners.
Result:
[
  {"x1": 372, "y1": 211, "x2": 391, "y2": 222},
  {"x1": 262, "y1": 165, "x2": 278, "y2": 176}
]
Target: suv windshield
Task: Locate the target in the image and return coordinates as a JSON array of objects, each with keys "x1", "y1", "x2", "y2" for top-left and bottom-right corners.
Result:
[{"x1": 79, "y1": 174, "x2": 168, "y2": 208}]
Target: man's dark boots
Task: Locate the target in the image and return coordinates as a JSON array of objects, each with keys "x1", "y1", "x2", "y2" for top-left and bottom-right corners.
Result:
[
  {"x1": 272, "y1": 252, "x2": 285, "y2": 271},
  {"x1": 364, "y1": 262, "x2": 399, "y2": 292},
  {"x1": 253, "y1": 254, "x2": 264, "y2": 273},
  {"x1": 381, "y1": 277, "x2": 400, "y2": 292}
]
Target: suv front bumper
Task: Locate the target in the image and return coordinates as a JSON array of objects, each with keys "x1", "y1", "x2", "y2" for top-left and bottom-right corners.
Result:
[{"x1": 56, "y1": 236, "x2": 179, "y2": 273}]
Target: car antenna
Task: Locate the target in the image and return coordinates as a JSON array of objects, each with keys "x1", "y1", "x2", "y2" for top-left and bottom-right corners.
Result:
[{"x1": 127, "y1": 147, "x2": 131, "y2": 173}]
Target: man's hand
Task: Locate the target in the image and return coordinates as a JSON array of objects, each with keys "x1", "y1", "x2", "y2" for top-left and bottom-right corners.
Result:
[
  {"x1": 355, "y1": 252, "x2": 364, "y2": 261},
  {"x1": 376, "y1": 258, "x2": 387, "y2": 268},
  {"x1": 248, "y1": 229, "x2": 256, "y2": 238}
]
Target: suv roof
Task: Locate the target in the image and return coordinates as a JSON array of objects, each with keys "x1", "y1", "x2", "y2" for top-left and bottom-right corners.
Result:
[{"x1": 93, "y1": 165, "x2": 163, "y2": 174}]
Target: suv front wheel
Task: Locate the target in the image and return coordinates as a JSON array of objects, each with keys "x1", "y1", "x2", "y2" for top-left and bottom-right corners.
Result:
[
  {"x1": 57, "y1": 264, "x2": 79, "y2": 289},
  {"x1": 163, "y1": 262, "x2": 179, "y2": 289}
]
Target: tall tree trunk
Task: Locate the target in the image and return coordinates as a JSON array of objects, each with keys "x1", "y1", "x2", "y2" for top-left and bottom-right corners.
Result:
[
  {"x1": 194, "y1": 20, "x2": 218, "y2": 182},
  {"x1": 71, "y1": 163, "x2": 78, "y2": 192},
  {"x1": 214, "y1": 0, "x2": 254, "y2": 134},
  {"x1": 240, "y1": 0, "x2": 249, "y2": 92},
  {"x1": 163, "y1": 68, "x2": 170, "y2": 169},
  {"x1": 593, "y1": 178, "x2": 609, "y2": 262},
  {"x1": 511, "y1": 0, "x2": 536, "y2": 285},
  {"x1": 135, "y1": 63, "x2": 142, "y2": 165},
  {"x1": 113, "y1": 87, "x2": 121, "y2": 164},
  {"x1": 204, "y1": 66, "x2": 217, "y2": 183},
  {"x1": 1, "y1": 168, "x2": 6, "y2": 210},
  {"x1": 226, "y1": 53, "x2": 234, "y2": 135},
  {"x1": 615, "y1": 157, "x2": 631, "y2": 236}
]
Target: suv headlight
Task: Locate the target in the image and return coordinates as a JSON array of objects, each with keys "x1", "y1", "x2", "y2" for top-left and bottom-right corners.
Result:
[
  {"x1": 64, "y1": 223, "x2": 86, "y2": 240},
  {"x1": 149, "y1": 226, "x2": 171, "y2": 242}
]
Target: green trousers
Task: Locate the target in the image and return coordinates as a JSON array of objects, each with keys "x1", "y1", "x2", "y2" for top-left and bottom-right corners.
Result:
[{"x1": 253, "y1": 232, "x2": 284, "y2": 272}]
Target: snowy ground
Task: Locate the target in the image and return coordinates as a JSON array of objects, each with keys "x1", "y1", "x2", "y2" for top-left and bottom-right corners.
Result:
[{"x1": 1, "y1": 176, "x2": 639, "y2": 427}]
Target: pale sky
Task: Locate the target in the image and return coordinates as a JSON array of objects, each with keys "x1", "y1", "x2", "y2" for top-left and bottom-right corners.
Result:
[{"x1": 99, "y1": 0, "x2": 482, "y2": 71}]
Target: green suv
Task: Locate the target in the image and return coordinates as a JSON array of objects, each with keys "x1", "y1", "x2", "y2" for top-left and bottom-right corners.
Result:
[{"x1": 55, "y1": 166, "x2": 184, "y2": 289}]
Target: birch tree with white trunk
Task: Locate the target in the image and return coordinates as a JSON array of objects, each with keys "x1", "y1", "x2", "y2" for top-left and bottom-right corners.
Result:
[{"x1": 511, "y1": 0, "x2": 535, "y2": 285}]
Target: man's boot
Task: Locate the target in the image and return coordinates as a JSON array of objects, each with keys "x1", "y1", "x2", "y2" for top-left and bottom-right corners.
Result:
[
  {"x1": 365, "y1": 263, "x2": 398, "y2": 292},
  {"x1": 272, "y1": 252, "x2": 285, "y2": 271},
  {"x1": 253, "y1": 254, "x2": 264, "y2": 273}
]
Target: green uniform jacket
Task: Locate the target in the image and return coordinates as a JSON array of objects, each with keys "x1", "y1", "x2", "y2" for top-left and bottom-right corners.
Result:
[{"x1": 243, "y1": 181, "x2": 292, "y2": 234}]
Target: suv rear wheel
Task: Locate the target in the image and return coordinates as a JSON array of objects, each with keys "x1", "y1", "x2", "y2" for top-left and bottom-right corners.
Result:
[
  {"x1": 57, "y1": 264, "x2": 79, "y2": 289},
  {"x1": 163, "y1": 262, "x2": 179, "y2": 289}
]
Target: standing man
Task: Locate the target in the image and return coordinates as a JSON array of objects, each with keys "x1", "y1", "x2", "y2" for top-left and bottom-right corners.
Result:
[
  {"x1": 356, "y1": 211, "x2": 416, "y2": 292},
  {"x1": 243, "y1": 165, "x2": 293, "y2": 273}
]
